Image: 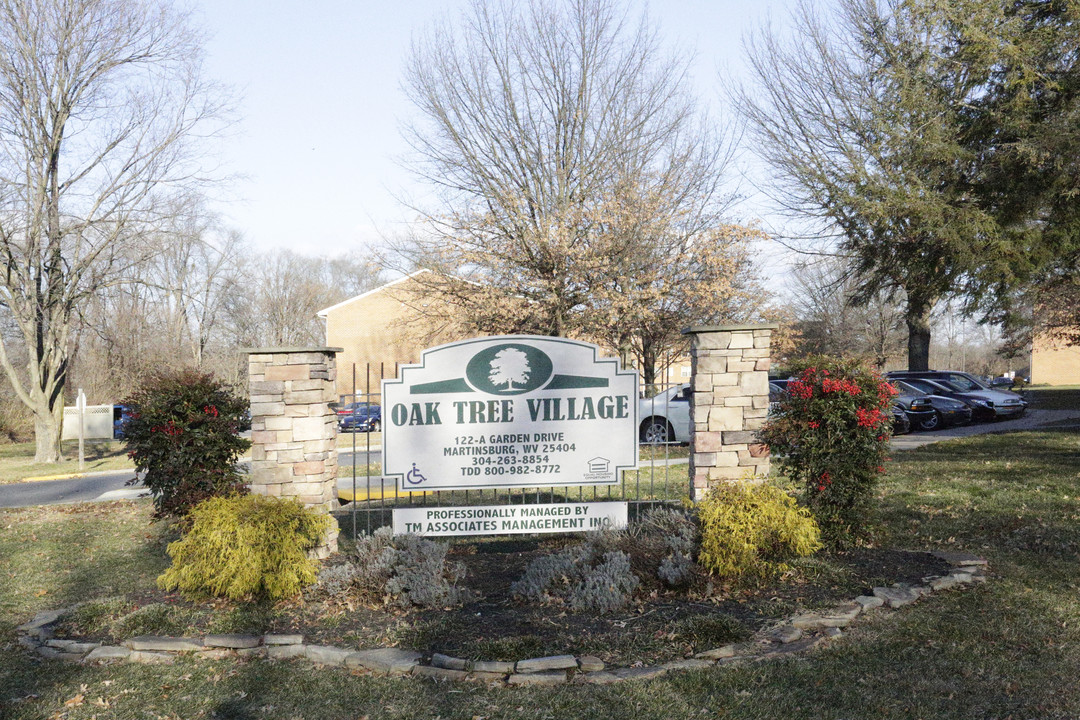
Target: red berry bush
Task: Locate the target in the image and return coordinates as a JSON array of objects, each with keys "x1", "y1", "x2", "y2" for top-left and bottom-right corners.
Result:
[
  {"x1": 123, "y1": 370, "x2": 251, "y2": 518},
  {"x1": 758, "y1": 357, "x2": 896, "y2": 547}
]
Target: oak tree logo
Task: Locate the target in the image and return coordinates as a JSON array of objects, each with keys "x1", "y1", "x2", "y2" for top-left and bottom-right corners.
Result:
[
  {"x1": 465, "y1": 343, "x2": 553, "y2": 395},
  {"x1": 488, "y1": 347, "x2": 530, "y2": 390}
]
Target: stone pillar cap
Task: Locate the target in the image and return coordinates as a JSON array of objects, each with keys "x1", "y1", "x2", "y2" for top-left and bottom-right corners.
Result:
[
  {"x1": 242, "y1": 347, "x2": 344, "y2": 354},
  {"x1": 682, "y1": 324, "x2": 778, "y2": 335}
]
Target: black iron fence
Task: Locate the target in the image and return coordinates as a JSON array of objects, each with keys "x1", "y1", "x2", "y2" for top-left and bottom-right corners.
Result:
[{"x1": 338, "y1": 362, "x2": 688, "y2": 537}]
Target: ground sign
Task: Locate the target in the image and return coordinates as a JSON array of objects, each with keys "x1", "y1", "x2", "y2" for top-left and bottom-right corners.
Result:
[
  {"x1": 392, "y1": 502, "x2": 628, "y2": 537},
  {"x1": 382, "y1": 336, "x2": 639, "y2": 494}
]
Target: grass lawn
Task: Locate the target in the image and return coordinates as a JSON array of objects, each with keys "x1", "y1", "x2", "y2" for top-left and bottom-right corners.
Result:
[
  {"x1": 1025, "y1": 386, "x2": 1080, "y2": 411},
  {"x1": 2, "y1": 429, "x2": 1080, "y2": 719},
  {"x1": 0, "y1": 441, "x2": 133, "y2": 485},
  {"x1": 336, "y1": 431, "x2": 381, "y2": 450}
]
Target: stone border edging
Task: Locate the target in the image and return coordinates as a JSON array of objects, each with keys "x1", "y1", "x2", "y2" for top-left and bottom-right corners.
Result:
[{"x1": 14, "y1": 551, "x2": 989, "y2": 686}]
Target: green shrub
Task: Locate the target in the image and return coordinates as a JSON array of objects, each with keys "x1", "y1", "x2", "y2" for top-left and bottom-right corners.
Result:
[
  {"x1": 697, "y1": 482, "x2": 821, "y2": 583},
  {"x1": 158, "y1": 494, "x2": 331, "y2": 602},
  {"x1": 122, "y1": 369, "x2": 251, "y2": 518},
  {"x1": 758, "y1": 356, "x2": 895, "y2": 546}
]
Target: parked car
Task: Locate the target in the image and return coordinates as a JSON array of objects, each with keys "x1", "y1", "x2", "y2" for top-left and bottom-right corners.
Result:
[
  {"x1": 887, "y1": 371, "x2": 1027, "y2": 411},
  {"x1": 638, "y1": 384, "x2": 691, "y2": 444},
  {"x1": 768, "y1": 381, "x2": 788, "y2": 415},
  {"x1": 769, "y1": 378, "x2": 790, "y2": 393},
  {"x1": 112, "y1": 404, "x2": 133, "y2": 440},
  {"x1": 892, "y1": 404, "x2": 911, "y2": 435},
  {"x1": 334, "y1": 401, "x2": 371, "y2": 419},
  {"x1": 890, "y1": 384, "x2": 937, "y2": 430},
  {"x1": 338, "y1": 403, "x2": 382, "y2": 433},
  {"x1": 890, "y1": 376, "x2": 1025, "y2": 422},
  {"x1": 894, "y1": 380, "x2": 973, "y2": 430}
]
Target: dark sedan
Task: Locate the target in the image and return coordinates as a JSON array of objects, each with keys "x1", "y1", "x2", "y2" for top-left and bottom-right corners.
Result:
[
  {"x1": 894, "y1": 381, "x2": 973, "y2": 430},
  {"x1": 890, "y1": 385, "x2": 937, "y2": 429},
  {"x1": 887, "y1": 371, "x2": 1027, "y2": 418},
  {"x1": 892, "y1": 405, "x2": 911, "y2": 435},
  {"x1": 338, "y1": 404, "x2": 382, "y2": 433},
  {"x1": 894, "y1": 377, "x2": 1022, "y2": 422}
]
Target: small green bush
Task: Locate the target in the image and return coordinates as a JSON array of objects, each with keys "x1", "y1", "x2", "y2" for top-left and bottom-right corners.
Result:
[
  {"x1": 697, "y1": 482, "x2": 821, "y2": 583},
  {"x1": 123, "y1": 369, "x2": 251, "y2": 518},
  {"x1": 158, "y1": 494, "x2": 331, "y2": 602}
]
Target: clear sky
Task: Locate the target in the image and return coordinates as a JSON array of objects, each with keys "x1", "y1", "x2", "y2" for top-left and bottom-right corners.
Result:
[{"x1": 192, "y1": 0, "x2": 792, "y2": 263}]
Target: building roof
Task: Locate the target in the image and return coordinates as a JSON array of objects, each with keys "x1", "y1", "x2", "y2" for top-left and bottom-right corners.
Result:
[{"x1": 315, "y1": 269, "x2": 432, "y2": 318}]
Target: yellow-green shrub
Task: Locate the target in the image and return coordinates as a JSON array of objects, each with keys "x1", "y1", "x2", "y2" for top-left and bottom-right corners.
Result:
[
  {"x1": 697, "y1": 482, "x2": 821, "y2": 583},
  {"x1": 158, "y1": 494, "x2": 332, "y2": 601}
]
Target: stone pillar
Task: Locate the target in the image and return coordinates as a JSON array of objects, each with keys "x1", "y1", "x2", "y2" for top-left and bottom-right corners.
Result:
[
  {"x1": 246, "y1": 347, "x2": 343, "y2": 557},
  {"x1": 683, "y1": 325, "x2": 777, "y2": 502}
]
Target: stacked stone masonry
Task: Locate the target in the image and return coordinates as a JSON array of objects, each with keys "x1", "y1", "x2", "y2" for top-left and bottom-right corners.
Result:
[
  {"x1": 247, "y1": 347, "x2": 343, "y2": 556},
  {"x1": 684, "y1": 324, "x2": 778, "y2": 502}
]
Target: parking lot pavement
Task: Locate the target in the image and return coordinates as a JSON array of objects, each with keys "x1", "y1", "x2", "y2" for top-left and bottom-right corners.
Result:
[{"x1": 891, "y1": 409, "x2": 1080, "y2": 451}]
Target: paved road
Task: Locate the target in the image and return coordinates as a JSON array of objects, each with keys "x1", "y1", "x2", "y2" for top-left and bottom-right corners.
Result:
[
  {"x1": 3, "y1": 411, "x2": 1077, "y2": 509},
  {"x1": 890, "y1": 408, "x2": 1080, "y2": 451},
  {"x1": 0, "y1": 449, "x2": 383, "y2": 510}
]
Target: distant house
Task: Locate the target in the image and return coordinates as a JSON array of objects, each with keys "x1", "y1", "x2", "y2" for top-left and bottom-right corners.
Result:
[
  {"x1": 317, "y1": 270, "x2": 460, "y2": 399},
  {"x1": 1030, "y1": 329, "x2": 1080, "y2": 386}
]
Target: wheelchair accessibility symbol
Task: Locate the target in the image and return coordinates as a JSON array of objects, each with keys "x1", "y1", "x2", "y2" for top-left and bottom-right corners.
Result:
[{"x1": 405, "y1": 463, "x2": 428, "y2": 486}]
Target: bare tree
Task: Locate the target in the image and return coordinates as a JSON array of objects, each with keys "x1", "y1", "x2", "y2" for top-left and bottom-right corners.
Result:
[
  {"x1": 149, "y1": 202, "x2": 246, "y2": 370},
  {"x1": 71, "y1": 198, "x2": 248, "y2": 401},
  {"x1": 587, "y1": 215, "x2": 766, "y2": 388},
  {"x1": 394, "y1": 0, "x2": 737, "y2": 344},
  {"x1": 72, "y1": 236, "x2": 380, "y2": 403},
  {"x1": 228, "y1": 250, "x2": 382, "y2": 349},
  {"x1": 787, "y1": 256, "x2": 905, "y2": 369},
  {"x1": 0, "y1": 0, "x2": 227, "y2": 461}
]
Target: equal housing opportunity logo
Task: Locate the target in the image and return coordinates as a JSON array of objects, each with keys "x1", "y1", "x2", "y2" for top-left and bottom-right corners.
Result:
[{"x1": 382, "y1": 336, "x2": 638, "y2": 493}]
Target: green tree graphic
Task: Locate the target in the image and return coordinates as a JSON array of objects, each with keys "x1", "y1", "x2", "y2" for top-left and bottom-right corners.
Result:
[{"x1": 488, "y1": 348, "x2": 530, "y2": 391}]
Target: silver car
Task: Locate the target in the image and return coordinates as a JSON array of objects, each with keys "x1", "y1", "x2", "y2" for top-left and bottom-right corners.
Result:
[{"x1": 638, "y1": 384, "x2": 692, "y2": 444}]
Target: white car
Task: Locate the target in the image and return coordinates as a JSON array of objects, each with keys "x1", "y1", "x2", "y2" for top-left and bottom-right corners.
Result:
[
  {"x1": 638, "y1": 384, "x2": 692, "y2": 444},
  {"x1": 637, "y1": 381, "x2": 785, "y2": 444}
]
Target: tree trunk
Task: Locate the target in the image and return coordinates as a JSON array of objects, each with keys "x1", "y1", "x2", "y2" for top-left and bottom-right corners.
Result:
[
  {"x1": 32, "y1": 400, "x2": 63, "y2": 463},
  {"x1": 905, "y1": 298, "x2": 934, "y2": 371},
  {"x1": 641, "y1": 342, "x2": 657, "y2": 395}
]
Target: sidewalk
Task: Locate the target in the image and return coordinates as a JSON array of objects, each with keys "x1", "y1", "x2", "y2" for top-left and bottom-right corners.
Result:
[{"x1": 891, "y1": 408, "x2": 1080, "y2": 451}]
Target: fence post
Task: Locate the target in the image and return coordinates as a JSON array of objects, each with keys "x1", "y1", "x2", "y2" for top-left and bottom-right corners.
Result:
[
  {"x1": 245, "y1": 346, "x2": 343, "y2": 557},
  {"x1": 683, "y1": 324, "x2": 777, "y2": 502}
]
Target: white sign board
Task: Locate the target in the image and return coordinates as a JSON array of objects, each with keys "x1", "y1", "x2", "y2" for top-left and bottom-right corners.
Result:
[
  {"x1": 393, "y1": 501, "x2": 628, "y2": 537},
  {"x1": 383, "y1": 336, "x2": 638, "y2": 492}
]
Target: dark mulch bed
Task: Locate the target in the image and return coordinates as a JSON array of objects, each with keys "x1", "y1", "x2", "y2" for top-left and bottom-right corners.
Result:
[{"x1": 57, "y1": 531, "x2": 952, "y2": 668}]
